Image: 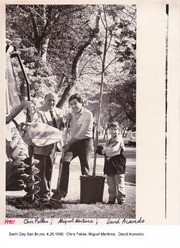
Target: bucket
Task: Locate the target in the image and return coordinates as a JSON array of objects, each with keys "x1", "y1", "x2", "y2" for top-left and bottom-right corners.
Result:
[{"x1": 80, "y1": 175, "x2": 105, "y2": 204}]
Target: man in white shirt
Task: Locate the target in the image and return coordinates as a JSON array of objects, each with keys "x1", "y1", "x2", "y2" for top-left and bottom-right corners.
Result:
[
  {"x1": 52, "y1": 93, "x2": 93, "y2": 202},
  {"x1": 34, "y1": 92, "x2": 64, "y2": 200}
]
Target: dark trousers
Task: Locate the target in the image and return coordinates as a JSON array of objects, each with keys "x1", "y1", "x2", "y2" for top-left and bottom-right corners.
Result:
[
  {"x1": 59, "y1": 138, "x2": 93, "y2": 195},
  {"x1": 34, "y1": 154, "x2": 49, "y2": 198},
  {"x1": 34, "y1": 154, "x2": 53, "y2": 198},
  {"x1": 45, "y1": 155, "x2": 53, "y2": 186}
]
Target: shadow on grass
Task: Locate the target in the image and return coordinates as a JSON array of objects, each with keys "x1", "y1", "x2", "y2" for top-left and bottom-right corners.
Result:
[{"x1": 125, "y1": 167, "x2": 136, "y2": 186}]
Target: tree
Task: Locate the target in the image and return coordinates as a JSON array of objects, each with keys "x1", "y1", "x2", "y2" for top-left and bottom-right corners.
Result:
[
  {"x1": 76, "y1": 5, "x2": 136, "y2": 129},
  {"x1": 6, "y1": 4, "x2": 136, "y2": 130},
  {"x1": 6, "y1": 5, "x2": 102, "y2": 106},
  {"x1": 6, "y1": 5, "x2": 88, "y2": 62}
]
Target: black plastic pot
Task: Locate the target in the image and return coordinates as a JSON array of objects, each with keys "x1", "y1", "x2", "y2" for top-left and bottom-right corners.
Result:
[{"x1": 80, "y1": 175, "x2": 105, "y2": 204}]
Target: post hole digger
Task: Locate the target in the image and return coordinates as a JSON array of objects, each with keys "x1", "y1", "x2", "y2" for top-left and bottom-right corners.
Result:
[
  {"x1": 6, "y1": 102, "x2": 64, "y2": 203},
  {"x1": 6, "y1": 48, "x2": 63, "y2": 204},
  {"x1": 5, "y1": 49, "x2": 40, "y2": 202}
]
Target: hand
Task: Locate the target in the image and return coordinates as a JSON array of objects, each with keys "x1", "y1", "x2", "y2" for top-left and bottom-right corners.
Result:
[
  {"x1": 96, "y1": 145, "x2": 105, "y2": 155},
  {"x1": 63, "y1": 144, "x2": 70, "y2": 152},
  {"x1": 101, "y1": 149, "x2": 105, "y2": 155},
  {"x1": 93, "y1": 140, "x2": 98, "y2": 148}
]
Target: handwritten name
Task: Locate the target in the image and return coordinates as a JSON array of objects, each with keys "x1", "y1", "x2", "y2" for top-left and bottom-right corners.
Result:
[
  {"x1": 24, "y1": 218, "x2": 49, "y2": 224},
  {"x1": 21, "y1": 217, "x2": 144, "y2": 225},
  {"x1": 58, "y1": 218, "x2": 94, "y2": 225},
  {"x1": 107, "y1": 217, "x2": 145, "y2": 224},
  {"x1": 23, "y1": 217, "x2": 96, "y2": 225}
]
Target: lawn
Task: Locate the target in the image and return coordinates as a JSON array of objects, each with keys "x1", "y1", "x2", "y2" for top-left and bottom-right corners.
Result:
[{"x1": 6, "y1": 150, "x2": 136, "y2": 220}]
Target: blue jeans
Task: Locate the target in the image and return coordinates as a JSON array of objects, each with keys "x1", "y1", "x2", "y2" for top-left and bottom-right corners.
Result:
[{"x1": 59, "y1": 138, "x2": 93, "y2": 195}]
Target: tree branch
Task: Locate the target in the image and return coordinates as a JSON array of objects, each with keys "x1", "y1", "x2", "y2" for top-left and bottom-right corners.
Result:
[
  {"x1": 60, "y1": 6, "x2": 87, "y2": 17},
  {"x1": 80, "y1": 72, "x2": 99, "y2": 76},
  {"x1": 30, "y1": 11, "x2": 40, "y2": 40},
  {"x1": 104, "y1": 56, "x2": 118, "y2": 71},
  {"x1": 78, "y1": 58, "x2": 92, "y2": 77},
  {"x1": 17, "y1": 25, "x2": 34, "y2": 42},
  {"x1": 106, "y1": 33, "x2": 112, "y2": 50}
]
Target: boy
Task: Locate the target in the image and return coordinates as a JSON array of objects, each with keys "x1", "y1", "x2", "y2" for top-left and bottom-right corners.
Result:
[{"x1": 97, "y1": 122, "x2": 126, "y2": 204}]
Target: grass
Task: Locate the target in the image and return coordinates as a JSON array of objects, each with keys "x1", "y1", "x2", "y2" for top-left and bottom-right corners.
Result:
[
  {"x1": 6, "y1": 184, "x2": 135, "y2": 219},
  {"x1": 6, "y1": 148, "x2": 136, "y2": 219}
]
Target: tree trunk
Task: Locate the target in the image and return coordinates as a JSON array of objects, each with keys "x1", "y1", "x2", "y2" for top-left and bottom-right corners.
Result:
[
  {"x1": 56, "y1": 83, "x2": 71, "y2": 108},
  {"x1": 41, "y1": 37, "x2": 49, "y2": 62},
  {"x1": 56, "y1": 10, "x2": 101, "y2": 108},
  {"x1": 29, "y1": 6, "x2": 50, "y2": 63}
]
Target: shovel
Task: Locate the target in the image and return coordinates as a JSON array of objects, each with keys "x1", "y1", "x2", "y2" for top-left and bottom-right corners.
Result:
[{"x1": 50, "y1": 120, "x2": 69, "y2": 204}]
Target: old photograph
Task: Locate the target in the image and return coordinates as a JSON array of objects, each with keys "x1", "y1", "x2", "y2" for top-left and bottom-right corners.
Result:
[
  {"x1": 5, "y1": 4, "x2": 136, "y2": 220},
  {"x1": 1, "y1": 0, "x2": 180, "y2": 238},
  {"x1": 1, "y1": 0, "x2": 180, "y2": 246}
]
